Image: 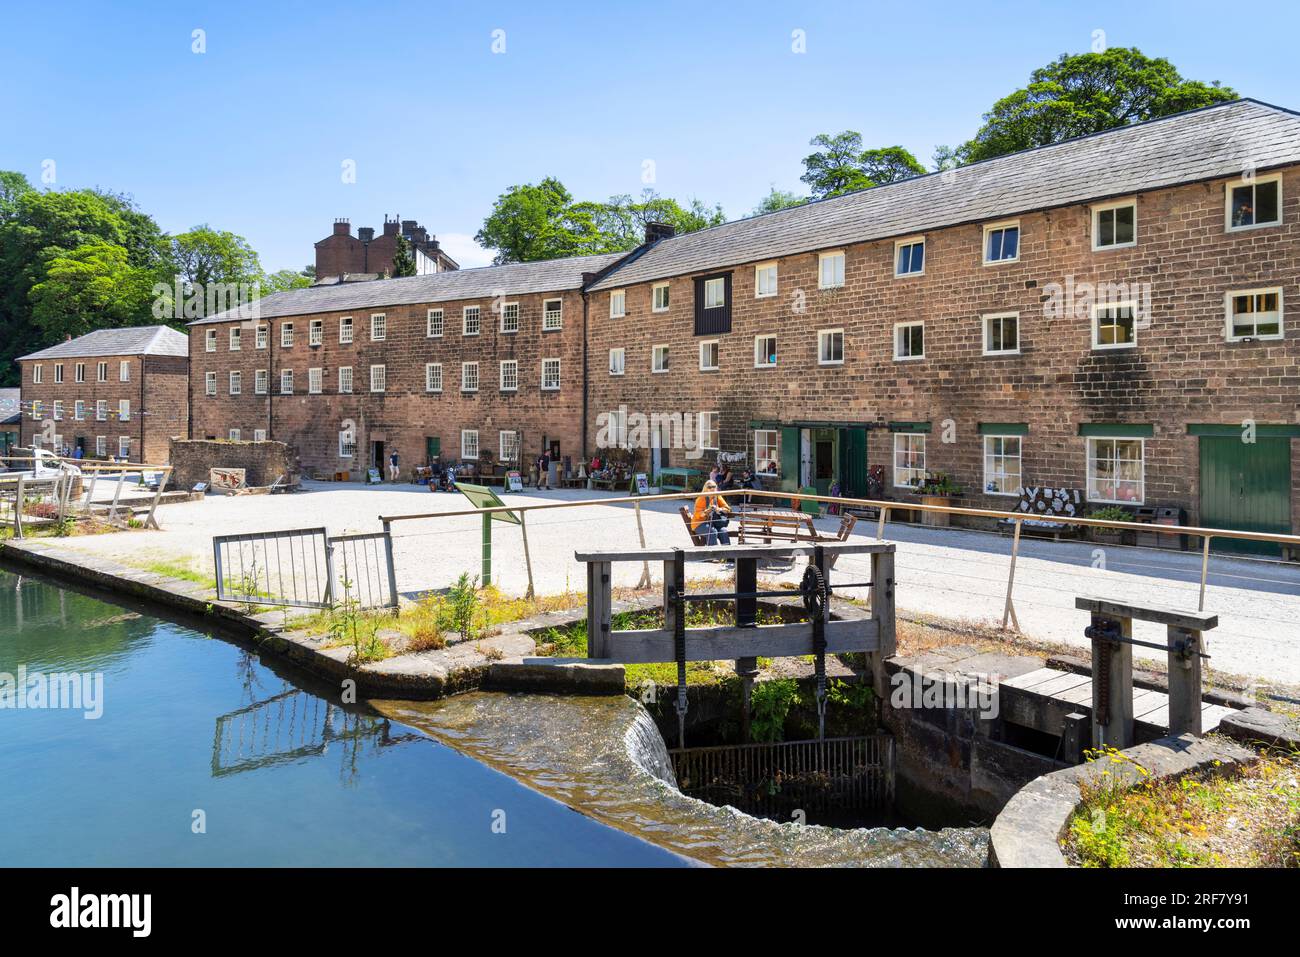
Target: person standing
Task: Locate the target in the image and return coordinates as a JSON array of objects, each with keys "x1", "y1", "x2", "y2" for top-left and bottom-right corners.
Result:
[
  {"x1": 388, "y1": 449, "x2": 401, "y2": 482},
  {"x1": 536, "y1": 449, "x2": 551, "y2": 490}
]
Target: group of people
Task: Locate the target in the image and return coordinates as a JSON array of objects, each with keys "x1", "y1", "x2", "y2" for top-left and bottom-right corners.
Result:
[{"x1": 690, "y1": 465, "x2": 766, "y2": 546}]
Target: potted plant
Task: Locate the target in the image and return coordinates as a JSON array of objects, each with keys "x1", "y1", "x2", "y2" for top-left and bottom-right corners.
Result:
[
  {"x1": 1087, "y1": 505, "x2": 1133, "y2": 546},
  {"x1": 912, "y1": 471, "x2": 963, "y2": 527}
]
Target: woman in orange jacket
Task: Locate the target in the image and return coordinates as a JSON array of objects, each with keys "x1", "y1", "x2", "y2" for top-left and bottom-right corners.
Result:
[{"x1": 692, "y1": 480, "x2": 732, "y2": 545}]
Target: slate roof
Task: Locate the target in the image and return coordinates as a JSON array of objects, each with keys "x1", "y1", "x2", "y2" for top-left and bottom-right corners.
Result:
[
  {"x1": 191, "y1": 252, "x2": 626, "y2": 325},
  {"x1": 17, "y1": 325, "x2": 189, "y2": 361},
  {"x1": 0, "y1": 389, "x2": 19, "y2": 426},
  {"x1": 588, "y1": 99, "x2": 1300, "y2": 290}
]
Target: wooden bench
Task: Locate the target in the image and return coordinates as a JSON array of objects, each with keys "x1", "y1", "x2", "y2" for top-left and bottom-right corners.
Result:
[
  {"x1": 678, "y1": 506, "x2": 712, "y2": 545},
  {"x1": 737, "y1": 509, "x2": 858, "y2": 545},
  {"x1": 999, "y1": 486, "x2": 1084, "y2": 540}
]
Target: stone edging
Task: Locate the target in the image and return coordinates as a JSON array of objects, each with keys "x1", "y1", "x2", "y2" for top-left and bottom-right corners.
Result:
[{"x1": 988, "y1": 733, "x2": 1257, "y2": 868}]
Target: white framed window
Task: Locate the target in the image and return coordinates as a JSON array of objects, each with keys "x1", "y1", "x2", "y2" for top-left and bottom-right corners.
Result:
[
  {"x1": 461, "y1": 361, "x2": 479, "y2": 392},
  {"x1": 608, "y1": 347, "x2": 625, "y2": 376},
  {"x1": 204, "y1": 373, "x2": 216, "y2": 397},
  {"x1": 280, "y1": 369, "x2": 293, "y2": 394},
  {"x1": 818, "y1": 250, "x2": 845, "y2": 289},
  {"x1": 1226, "y1": 173, "x2": 1282, "y2": 231},
  {"x1": 894, "y1": 321, "x2": 924, "y2": 360},
  {"x1": 461, "y1": 429, "x2": 480, "y2": 460},
  {"x1": 425, "y1": 363, "x2": 443, "y2": 393},
  {"x1": 338, "y1": 427, "x2": 356, "y2": 458},
  {"x1": 893, "y1": 433, "x2": 926, "y2": 488},
  {"x1": 499, "y1": 359, "x2": 518, "y2": 392},
  {"x1": 983, "y1": 220, "x2": 1020, "y2": 264},
  {"x1": 32, "y1": 364, "x2": 42, "y2": 384},
  {"x1": 229, "y1": 327, "x2": 241, "y2": 350},
  {"x1": 74, "y1": 400, "x2": 85, "y2": 421},
  {"x1": 52, "y1": 400, "x2": 62, "y2": 421},
  {"x1": 228, "y1": 371, "x2": 241, "y2": 395},
  {"x1": 463, "y1": 306, "x2": 481, "y2": 336},
  {"x1": 75, "y1": 362, "x2": 84, "y2": 383},
  {"x1": 894, "y1": 237, "x2": 925, "y2": 276},
  {"x1": 652, "y1": 283, "x2": 670, "y2": 312},
  {"x1": 426, "y1": 309, "x2": 444, "y2": 338},
  {"x1": 754, "y1": 262, "x2": 778, "y2": 298},
  {"x1": 609, "y1": 290, "x2": 626, "y2": 318},
  {"x1": 281, "y1": 323, "x2": 294, "y2": 347},
  {"x1": 309, "y1": 319, "x2": 323, "y2": 345},
  {"x1": 754, "y1": 429, "x2": 779, "y2": 476},
  {"x1": 499, "y1": 430, "x2": 520, "y2": 463},
  {"x1": 542, "y1": 299, "x2": 563, "y2": 331},
  {"x1": 983, "y1": 435, "x2": 1022, "y2": 496},
  {"x1": 500, "y1": 302, "x2": 519, "y2": 334},
  {"x1": 253, "y1": 429, "x2": 266, "y2": 442},
  {"x1": 1092, "y1": 199, "x2": 1137, "y2": 250},
  {"x1": 205, "y1": 330, "x2": 217, "y2": 352},
  {"x1": 699, "y1": 340, "x2": 720, "y2": 371},
  {"x1": 119, "y1": 360, "x2": 130, "y2": 382},
  {"x1": 1225, "y1": 288, "x2": 1283, "y2": 341},
  {"x1": 541, "y1": 358, "x2": 561, "y2": 390},
  {"x1": 652, "y1": 344, "x2": 670, "y2": 373},
  {"x1": 28, "y1": 399, "x2": 41, "y2": 420},
  {"x1": 817, "y1": 328, "x2": 844, "y2": 365},
  {"x1": 53, "y1": 363, "x2": 63, "y2": 383},
  {"x1": 983, "y1": 312, "x2": 1020, "y2": 355},
  {"x1": 255, "y1": 369, "x2": 268, "y2": 394},
  {"x1": 1087, "y1": 437, "x2": 1145, "y2": 504},
  {"x1": 96, "y1": 399, "x2": 108, "y2": 421},
  {"x1": 309, "y1": 367, "x2": 322, "y2": 394},
  {"x1": 369, "y1": 364, "x2": 386, "y2": 393},
  {"x1": 256, "y1": 324, "x2": 268, "y2": 349},
  {"x1": 370, "y1": 313, "x2": 386, "y2": 341},
  {"x1": 703, "y1": 276, "x2": 726, "y2": 309},
  {"x1": 754, "y1": 334, "x2": 777, "y2": 368},
  {"x1": 338, "y1": 366, "x2": 353, "y2": 394},
  {"x1": 95, "y1": 436, "x2": 106, "y2": 456},
  {"x1": 339, "y1": 317, "x2": 353, "y2": 344},
  {"x1": 698, "y1": 411, "x2": 720, "y2": 451},
  {"x1": 1092, "y1": 302, "x2": 1137, "y2": 350},
  {"x1": 96, "y1": 362, "x2": 107, "y2": 382},
  {"x1": 228, "y1": 429, "x2": 241, "y2": 442},
  {"x1": 118, "y1": 436, "x2": 130, "y2": 459}
]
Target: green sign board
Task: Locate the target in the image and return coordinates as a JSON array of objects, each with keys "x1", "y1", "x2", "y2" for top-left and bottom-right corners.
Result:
[{"x1": 456, "y1": 482, "x2": 520, "y2": 586}]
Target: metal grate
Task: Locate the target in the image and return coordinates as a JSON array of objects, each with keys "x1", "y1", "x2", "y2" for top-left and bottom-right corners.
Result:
[{"x1": 670, "y1": 734, "x2": 895, "y2": 819}]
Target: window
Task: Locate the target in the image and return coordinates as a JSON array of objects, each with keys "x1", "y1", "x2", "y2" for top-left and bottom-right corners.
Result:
[
  {"x1": 652, "y1": 345, "x2": 670, "y2": 373},
  {"x1": 255, "y1": 369, "x2": 268, "y2": 394},
  {"x1": 119, "y1": 360, "x2": 130, "y2": 382},
  {"x1": 253, "y1": 430, "x2": 266, "y2": 442},
  {"x1": 54, "y1": 363, "x2": 63, "y2": 384},
  {"x1": 281, "y1": 323, "x2": 294, "y2": 347},
  {"x1": 29, "y1": 400, "x2": 41, "y2": 420},
  {"x1": 754, "y1": 334, "x2": 777, "y2": 367},
  {"x1": 652, "y1": 283, "x2": 670, "y2": 312},
  {"x1": 309, "y1": 368, "x2": 322, "y2": 394},
  {"x1": 755, "y1": 262, "x2": 778, "y2": 298},
  {"x1": 205, "y1": 330, "x2": 217, "y2": 352},
  {"x1": 463, "y1": 306, "x2": 481, "y2": 336},
  {"x1": 1087, "y1": 437, "x2": 1144, "y2": 504},
  {"x1": 984, "y1": 221, "x2": 1020, "y2": 263},
  {"x1": 96, "y1": 362, "x2": 107, "y2": 382},
  {"x1": 228, "y1": 371, "x2": 241, "y2": 395},
  {"x1": 699, "y1": 340, "x2": 720, "y2": 371},
  {"x1": 894, "y1": 322, "x2": 924, "y2": 360},
  {"x1": 893, "y1": 433, "x2": 926, "y2": 488},
  {"x1": 228, "y1": 429, "x2": 241, "y2": 442},
  {"x1": 541, "y1": 358, "x2": 560, "y2": 391},
  {"x1": 369, "y1": 364, "x2": 386, "y2": 393},
  {"x1": 280, "y1": 369, "x2": 293, "y2": 394},
  {"x1": 983, "y1": 435, "x2": 1022, "y2": 496},
  {"x1": 204, "y1": 373, "x2": 216, "y2": 397},
  {"x1": 96, "y1": 399, "x2": 107, "y2": 421},
  {"x1": 229, "y1": 327, "x2": 241, "y2": 350},
  {"x1": 499, "y1": 430, "x2": 520, "y2": 463},
  {"x1": 698, "y1": 412, "x2": 720, "y2": 451},
  {"x1": 462, "y1": 362, "x2": 479, "y2": 392},
  {"x1": 256, "y1": 324, "x2": 268, "y2": 349},
  {"x1": 370, "y1": 313, "x2": 386, "y2": 341},
  {"x1": 499, "y1": 360, "x2": 518, "y2": 392},
  {"x1": 426, "y1": 309, "x2": 444, "y2": 338},
  {"x1": 339, "y1": 317, "x2": 353, "y2": 344},
  {"x1": 1092, "y1": 302, "x2": 1137, "y2": 350},
  {"x1": 75, "y1": 363, "x2": 84, "y2": 383},
  {"x1": 461, "y1": 429, "x2": 480, "y2": 460},
  {"x1": 1226, "y1": 288, "x2": 1283, "y2": 341},
  {"x1": 754, "y1": 430, "x2": 779, "y2": 475},
  {"x1": 542, "y1": 299, "x2": 563, "y2": 331},
  {"x1": 118, "y1": 437, "x2": 130, "y2": 459},
  {"x1": 1093, "y1": 200, "x2": 1136, "y2": 250},
  {"x1": 609, "y1": 290, "x2": 626, "y2": 318},
  {"x1": 95, "y1": 436, "x2": 106, "y2": 456},
  {"x1": 32, "y1": 365, "x2": 42, "y2": 384},
  {"x1": 608, "y1": 348, "x2": 625, "y2": 376},
  {"x1": 74, "y1": 400, "x2": 85, "y2": 421},
  {"x1": 425, "y1": 363, "x2": 443, "y2": 393},
  {"x1": 1227, "y1": 174, "x2": 1281, "y2": 231},
  {"x1": 694, "y1": 273, "x2": 732, "y2": 335},
  {"x1": 895, "y1": 238, "x2": 925, "y2": 276},
  {"x1": 819, "y1": 251, "x2": 845, "y2": 289},
  {"x1": 338, "y1": 426, "x2": 356, "y2": 458},
  {"x1": 817, "y1": 328, "x2": 844, "y2": 365},
  {"x1": 338, "y1": 366, "x2": 353, "y2": 394},
  {"x1": 500, "y1": 302, "x2": 519, "y2": 333},
  {"x1": 52, "y1": 400, "x2": 62, "y2": 420},
  {"x1": 309, "y1": 319, "x2": 323, "y2": 345},
  {"x1": 703, "y1": 277, "x2": 726, "y2": 309},
  {"x1": 983, "y1": 312, "x2": 1020, "y2": 355}
]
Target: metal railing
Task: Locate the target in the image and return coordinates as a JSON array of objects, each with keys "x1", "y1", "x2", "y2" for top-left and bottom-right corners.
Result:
[
  {"x1": 0, "y1": 456, "x2": 175, "y2": 533},
  {"x1": 212, "y1": 526, "x2": 397, "y2": 610}
]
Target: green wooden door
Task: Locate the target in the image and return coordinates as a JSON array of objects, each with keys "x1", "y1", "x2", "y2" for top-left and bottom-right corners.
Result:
[
  {"x1": 426, "y1": 436, "x2": 441, "y2": 463},
  {"x1": 779, "y1": 427, "x2": 800, "y2": 492},
  {"x1": 840, "y1": 427, "x2": 868, "y2": 497},
  {"x1": 1198, "y1": 437, "x2": 1291, "y2": 556}
]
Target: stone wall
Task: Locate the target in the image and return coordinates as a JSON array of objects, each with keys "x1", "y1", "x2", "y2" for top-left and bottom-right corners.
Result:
[{"x1": 168, "y1": 437, "x2": 299, "y2": 490}]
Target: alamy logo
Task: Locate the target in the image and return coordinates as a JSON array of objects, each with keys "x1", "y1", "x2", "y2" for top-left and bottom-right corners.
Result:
[
  {"x1": 50, "y1": 888, "x2": 151, "y2": 937},
  {"x1": 0, "y1": 667, "x2": 103, "y2": 719},
  {"x1": 594, "y1": 406, "x2": 706, "y2": 459}
]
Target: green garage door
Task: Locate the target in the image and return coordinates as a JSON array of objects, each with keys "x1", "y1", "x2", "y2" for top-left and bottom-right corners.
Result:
[{"x1": 1198, "y1": 437, "x2": 1292, "y2": 556}]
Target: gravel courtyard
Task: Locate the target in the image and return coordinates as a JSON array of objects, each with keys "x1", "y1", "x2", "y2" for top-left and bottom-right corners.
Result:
[{"x1": 44, "y1": 480, "x2": 1300, "y2": 685}]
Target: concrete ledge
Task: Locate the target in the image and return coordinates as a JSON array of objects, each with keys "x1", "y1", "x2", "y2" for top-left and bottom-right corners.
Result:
[
  {"x1": 485, "y1": 659, "x2": 626, "y2": 695},
  {"x1": 1218, "y1": 706, "x2": 1300, "y2": 751},
  {"x1": 989, "y1": 733, "x2": 1257, "y2": 868}
]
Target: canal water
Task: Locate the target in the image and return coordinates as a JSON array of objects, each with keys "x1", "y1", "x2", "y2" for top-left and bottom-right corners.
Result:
[{"x1": 0, "y1": 565, "x2": 684, "y2": 867}]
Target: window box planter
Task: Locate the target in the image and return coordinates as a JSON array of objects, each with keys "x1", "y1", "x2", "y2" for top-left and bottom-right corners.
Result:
[
  {"x1": 1086, "y1": 507, "x2": 1135, "y2": 546},
  {"x1": 912, "y1": 472, "x2": 963, "y2": 527}
]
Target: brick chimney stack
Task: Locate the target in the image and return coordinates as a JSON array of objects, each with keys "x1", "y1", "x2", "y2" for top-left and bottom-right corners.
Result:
[{"x1": 332, "y1": 218, "x2": 351, "y2": 236}]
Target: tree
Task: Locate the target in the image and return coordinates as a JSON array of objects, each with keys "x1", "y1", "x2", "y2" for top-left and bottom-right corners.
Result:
[
  {"x1": 474, "y1": 177, "x2": 606, "y2": 264},
  {"x1": 0, "y1": 171, "x2": 34, "y2": 220},
  {"x1": 586, "y1": 190, "x2": 726, "y2": 250},
  {"x1": 29, "y1": 243, "x2": 156, "y2": 341},
  {"x1": 752, "y1": 187, "x2": 808, "y2": 215},
  {"x1": 800, "y1": 131, "x2": 874, "y2": 198},
  {"x1": 859, "y1": 147, "x2": 925, "y2": 185},
  {"x1": 390, "y1": 234, "x2": 416, "y2": 277},
  {"x1": 166, "y1": 226, "x2": 262, "y2": 289},
  {"x1": 958, "y1": 48, "x2": 1238, "y2": 164},
  {"x1": 261, "y1": 267, "x2": 314, "y2": 294}
]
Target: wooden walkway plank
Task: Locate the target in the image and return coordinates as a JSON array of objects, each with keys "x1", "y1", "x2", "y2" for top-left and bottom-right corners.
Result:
[{"x1": 1000, "y1": 667, "x2": 1064, "y2": 691}]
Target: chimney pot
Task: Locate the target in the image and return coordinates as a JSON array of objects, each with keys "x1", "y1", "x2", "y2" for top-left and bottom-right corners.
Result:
[{"x1": 644, "y1": 222, "x2": 676, "y2": 245}]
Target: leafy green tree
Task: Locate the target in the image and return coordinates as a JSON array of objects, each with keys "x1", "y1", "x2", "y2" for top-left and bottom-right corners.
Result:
[
  {"x1": 859, "y1": 147, "x2": 926, "y2": 185},
  {"x1": 586, "y1": 190, "x2": 726, "y2": 250},
  {"x1": 0, "y1": 171, "x2": 34, "y2": 220},
  {"x1": 166, "y1": 226, "x2": 262, "y2": 289},
  {"x1": 390, "y1": 234, "x2": 416, "y2": 277},
  {"x1": 474, "y1": 177, "x2": 606, "y2": 264},
  {"x1": 752, "y1": 187, "x2": 808, "y2": 215},
  {"x1": 261, "y1": 267, "x2": 314, "y2": 294},
  {"x1": 800, "y1": 131, "x2": 874, "y2": 198},
  {"x1": 29, "y1": 243, "x2": 156, "y2": 340}
]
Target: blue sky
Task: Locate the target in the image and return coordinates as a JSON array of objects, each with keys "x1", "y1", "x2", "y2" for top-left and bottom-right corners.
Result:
[{"x1": 2, "y1": 0, "x2": 1297, "y2": 271}]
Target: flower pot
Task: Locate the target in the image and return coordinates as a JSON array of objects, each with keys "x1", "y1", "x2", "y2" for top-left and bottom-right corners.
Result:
[{"x1": 919, "y1": 494, "x2": 955, "y2": 527}]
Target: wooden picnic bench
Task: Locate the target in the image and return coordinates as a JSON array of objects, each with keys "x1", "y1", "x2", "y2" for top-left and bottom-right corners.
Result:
[{"x1": 677, "y1": 505, "x2": 857, "y2": 547}]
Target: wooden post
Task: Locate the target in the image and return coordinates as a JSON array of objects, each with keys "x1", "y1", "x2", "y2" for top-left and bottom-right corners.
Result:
[
  {"x1": 480, "y1": 512, "x2": 492, "y2": 586},
  {"x1": 13, "y1": 474, "x2": 25, "y2": 539},
  {"x1": 1001, "y1": 518, "x2": 1022, "y2": 631},
  {"x1": 519, "y1": 511, "x2": 535, "y2": 600},
  {"x1": 734, "y1": 555, "x2": 759, "y2": 740},
  {"x1": 1166, "y1": 625, "x2": 1203, "y2": 736},
  {"x1": 108, "y1": 470, "x2": 125, "y2": 523},
  {"x1": 1061, "y1": 712, "x2": 1089, "y2": 764},
  {"x1": 869, "y1": 549, "x2": 896, "y2": 697},
  {"x1": 634, "y1": 500, "x2": 651, "y2": 590},
  {"x1": 586, "y1": 560, "x2": 612, "y2": 659},
  {"x1": 876, "y1": 506, "x2": 889, "y2": 541},
  {"x1": 144, "y1": 466, "x2": 170, "y2": 530},
  {"x1": 1198, "y1": 534, "x2": 1211, "y2": 612},
  {"x1": 1091, "y1": 612, "x2": 1134, "y2": 750}
]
